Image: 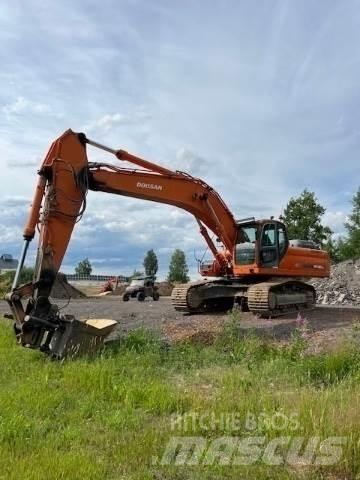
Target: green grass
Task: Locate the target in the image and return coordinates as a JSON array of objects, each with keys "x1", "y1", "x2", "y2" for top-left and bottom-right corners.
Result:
[{"x1": 0, "y1": 315, "x2": 360, "y2": 479}]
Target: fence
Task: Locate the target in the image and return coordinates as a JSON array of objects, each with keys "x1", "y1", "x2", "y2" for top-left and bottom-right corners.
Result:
[{"x1": 65, "y1": 274, "x2": 129, "y2": 282}]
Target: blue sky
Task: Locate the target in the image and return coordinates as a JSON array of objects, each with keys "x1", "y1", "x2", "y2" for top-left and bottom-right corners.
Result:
[{"x1": 0, "y1": 0, "x2": 359, "y2": 279}]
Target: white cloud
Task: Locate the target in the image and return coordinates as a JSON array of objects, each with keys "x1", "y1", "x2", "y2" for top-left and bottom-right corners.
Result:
[
  {"x1": 323, "y1": 211, "x2": 348, "y2": 235},
  {"x1": 7, "y1": 159, "x2": 39, "y2": 168},
  {"x1": 2, "y1": 96, "x2": 27, "y2": 114},
  {"x1": 2, "y1": 96, "x2": 51, "y2": 115},
  {"x1": 1, "y1": 195, "x2": 30, "y2": 208},
  {"x1": 175, "y1": 147, "x2": 210, "y2": 176},
  {"x1": 0, "y1": 225, "x2": 22, "y2": 244},
  {"x1": 85, "y1": 110, "x2": 151, "y2": 132}
]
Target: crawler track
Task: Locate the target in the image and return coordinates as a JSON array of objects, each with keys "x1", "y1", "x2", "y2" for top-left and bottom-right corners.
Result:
[
  {"x1": 171, "y1": 283, "x2": 194, "y2": 312},
  {"x1": 171, "y1": 280, "x2": 243, "y2": 313},
  {"x1": 247, "y1": 281, "x2": 315, "y2": 316},
  {"x1": 172, "y1": 279, "x2": 316, "y2": 317}
]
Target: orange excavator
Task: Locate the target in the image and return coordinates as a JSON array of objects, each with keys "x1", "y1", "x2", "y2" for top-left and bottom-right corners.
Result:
[{"x1": 6, "y1": 129, "x2": 330, "y2": 357}]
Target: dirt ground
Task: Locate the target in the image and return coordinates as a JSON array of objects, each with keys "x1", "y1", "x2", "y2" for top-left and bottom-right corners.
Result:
[{"x1": 1, "y1": 296, "x2": 360, "y2": 352}]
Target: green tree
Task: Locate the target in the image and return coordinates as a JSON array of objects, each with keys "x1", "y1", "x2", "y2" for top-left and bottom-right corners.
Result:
[
  {"x1": 143, "y1": 249, "x2": 158, "y2": 277},
  {"x1": 283, "y1": 189, "x2": 332, "y2": 246},
  {"x1": 167, "y1": 249, "x2": 190, "y2": 283},
  {"x1": 337, "y1": 236, "x2": 353, "y2": 261},
  {"x1": 342, "y1": 188, "x2": 360, "y2": 259},
  {"x1": 75, "y1": 258, "x2": 92, "y2": 276},
  {"x1": 323, "y1": 236, "x2": 340, "y2": 263}
]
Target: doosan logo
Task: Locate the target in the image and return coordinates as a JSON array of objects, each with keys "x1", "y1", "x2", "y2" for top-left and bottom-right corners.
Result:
[{"x1": 136, "y1": 182, "x2": 163, "y2": 191}]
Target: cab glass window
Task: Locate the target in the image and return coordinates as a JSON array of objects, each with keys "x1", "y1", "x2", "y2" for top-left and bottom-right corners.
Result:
[
  {"x1": 278, "y1": 225, "x2": 287, "y2": 256},
  {"x1": 235, "y1": 225, "x2": 257, "y2": 265},
  {"x1": 237, "y1": 226, "x2": 256, "y2": 243},
  {"x1": 262, "y1": 224, "x2": 275, "y2": 246}
]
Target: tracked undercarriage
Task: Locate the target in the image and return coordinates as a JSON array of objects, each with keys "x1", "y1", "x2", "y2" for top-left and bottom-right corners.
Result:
[{"x1": 171, "y1": 278, "x2": 316, "y2": 317}]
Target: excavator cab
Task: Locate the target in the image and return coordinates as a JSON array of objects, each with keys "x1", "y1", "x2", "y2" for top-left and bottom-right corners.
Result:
[{"x1": 234, "y1": 219, "x2": 289, "y2": 269}]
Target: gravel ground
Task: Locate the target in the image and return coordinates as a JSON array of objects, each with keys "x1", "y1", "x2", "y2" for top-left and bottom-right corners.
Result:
[{"x1": 1, "y1": 296, "x2": 360, "y2": 351}]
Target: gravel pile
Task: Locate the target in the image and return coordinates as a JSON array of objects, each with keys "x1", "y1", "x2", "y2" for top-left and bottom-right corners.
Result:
[
  {"x1": 51, "y1": 273, "x2": 86, "y2": 299},
  {"x1": 310, "y1": 259, "x2": 360, "y2": 306}
]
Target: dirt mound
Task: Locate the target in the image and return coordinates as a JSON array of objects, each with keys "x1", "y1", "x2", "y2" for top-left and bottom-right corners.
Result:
[
  {"x1": 112, "y1": 283, "x2": 128, "y2": 296},
  {"x1": 157, "y1": 281, "x2": 174, "y2": 296},
  {"x1": 51, "y1": 273, "x2": 86, "y2": 299},
  {"x1": 310, "y1": 259, "x2": 360, "y2": 306},
  {"x1": 163, "y1": 317, "x2": 224, "y2": 344}
]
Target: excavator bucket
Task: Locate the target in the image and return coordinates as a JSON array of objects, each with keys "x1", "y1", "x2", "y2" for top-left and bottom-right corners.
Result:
[
  {"x1": 5, "y1": 283, "x2": 117, "y2": 359},
  {"x1": 48, "y1": 317, "x2": 117, "y2": 359},
  {"x1": 6, "y1": 289, "x2": 118, "y2": 359},
  {"x1": 6, "y1": 280, "x2": 117, "y2": 359}
]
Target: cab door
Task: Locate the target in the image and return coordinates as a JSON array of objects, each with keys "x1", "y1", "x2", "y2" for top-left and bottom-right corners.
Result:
[
  {"x1": 259, "y1": 222, "x2": 289, "y2": 268},
  {"x1": 260, "y1": 222, "x2": 278, "y2": 267}
]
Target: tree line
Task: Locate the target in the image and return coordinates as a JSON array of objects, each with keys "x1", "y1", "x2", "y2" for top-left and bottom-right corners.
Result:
[{"x1": 75, "y1": 248, "x2": 190, "y2": 283}]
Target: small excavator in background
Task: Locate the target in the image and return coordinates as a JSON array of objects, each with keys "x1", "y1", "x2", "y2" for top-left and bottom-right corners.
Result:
[
  {"x1": 100, "y1": 277, "x2": 119, "y2": 294},
  {"x1": 6, "y1": 130, "x2": 330, "y2": 357}
]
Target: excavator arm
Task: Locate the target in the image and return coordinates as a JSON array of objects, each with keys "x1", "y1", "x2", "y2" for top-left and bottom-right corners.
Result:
[{"x1": 6, "y1": 129, "x2": 238, "y2": 356}]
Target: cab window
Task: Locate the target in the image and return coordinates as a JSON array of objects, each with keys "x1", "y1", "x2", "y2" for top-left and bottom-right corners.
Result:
[
  {"x1": 260, "y1": 223, "x2": 277, "y2": 266},
  {"x1": 235, "y1": 225, "x2": 257, "y2": 265},
  {"x1": 278, "y1": 225, "x2": 287, "y2": 256},
  {"x1": 261, "y1": 224, "x2": 275, "y2": 246}
]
